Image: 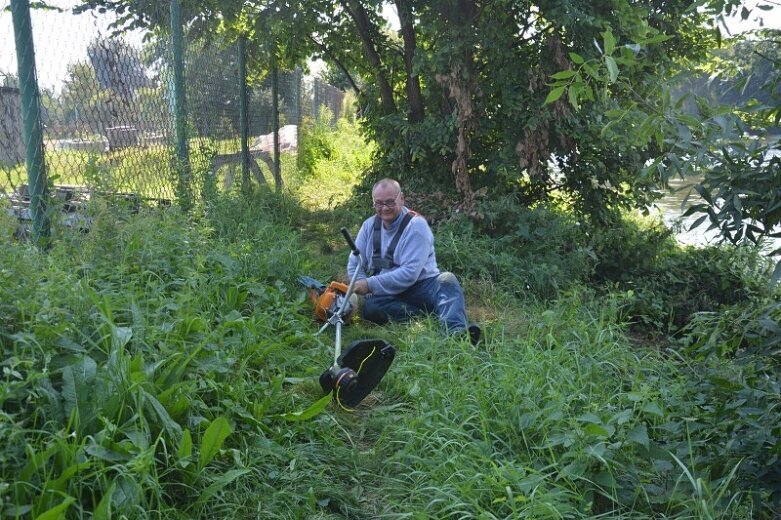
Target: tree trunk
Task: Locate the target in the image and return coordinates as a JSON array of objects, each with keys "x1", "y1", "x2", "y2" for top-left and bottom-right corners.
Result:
[
  {"x1": 395, "y1": 0, "x2": 424, "y2": 123},
  {"x1": 438, "y1": 0, "x2": 477, "y2": 208},
  {"x1": 342, "y1": 0, "x2": 397, "y2": 114}
]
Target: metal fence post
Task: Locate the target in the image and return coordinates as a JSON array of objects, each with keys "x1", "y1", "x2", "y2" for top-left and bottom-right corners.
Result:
[
  {"x1": 170, "y1": 0, "x2": 190, "y2": 209},
  {"x1": 313, "y1": 77, "x2": 320, "y2": 120},
  {"x1": 294, "y1": 65, "x2": 302, "y2": 154},
  {"x1": 11, "y1": 0, "x2": 50, "y2": 244},
  {"x1": 238, "y1": 36, "x2": 250, "y2": 193},
  {"x1": 271, "y1": 54, "x2": 281, "y2": 191}
]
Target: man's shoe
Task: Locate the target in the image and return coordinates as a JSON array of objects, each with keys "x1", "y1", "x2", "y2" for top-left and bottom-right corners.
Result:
[{"x1": 467, "y1": 323, "x2": 481, "y2": 346}]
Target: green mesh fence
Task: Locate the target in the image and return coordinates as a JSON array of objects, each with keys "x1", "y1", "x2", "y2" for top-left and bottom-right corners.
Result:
[{"x1": 0, "y1": 0, "x2": 343, "y2": 235}]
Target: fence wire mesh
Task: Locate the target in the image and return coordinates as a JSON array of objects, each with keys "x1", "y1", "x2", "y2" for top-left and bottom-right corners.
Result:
[{"x1": 1, "y1": 0, "x2": 344, "y2": 232}]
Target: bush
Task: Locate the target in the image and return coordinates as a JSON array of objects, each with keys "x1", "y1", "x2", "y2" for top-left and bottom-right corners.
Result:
[
  {"x1": 434, "y1": 198, "x2": 773, "y2": 333},
  {"x1": 296, "y1": 112, "x2": 336, "y2": 179},
  {"x1": 588, "y1": 214, "x2": 677, "y2": 283},
  {"x1": 435, "y1": 196, "x2": 595, "y2": 299},
  {"x1": 293, "y1": 112, "x2": 372, "y2": 210},
  {"x1": 681, "y1": 298, "x2": 781, "y2": 359}
]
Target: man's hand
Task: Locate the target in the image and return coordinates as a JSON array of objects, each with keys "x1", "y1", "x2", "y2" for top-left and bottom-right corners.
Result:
[{"x1": 354, "y1": 279, "x2": 370, "y2": 295}]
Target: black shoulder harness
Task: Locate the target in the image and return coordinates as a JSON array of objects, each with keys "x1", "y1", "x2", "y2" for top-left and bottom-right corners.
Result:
[{"x1": 369, "y1": 212, "x2": 415, "y2": 275}]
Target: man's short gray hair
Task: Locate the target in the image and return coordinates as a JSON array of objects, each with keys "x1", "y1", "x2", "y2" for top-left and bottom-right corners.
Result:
[{"x1": 372, "y1": 178, "x2": 401, "y2": 194}]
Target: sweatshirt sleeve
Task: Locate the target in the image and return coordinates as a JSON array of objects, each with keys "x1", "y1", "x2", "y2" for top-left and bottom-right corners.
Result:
[{"x1": 366, "y1": 217, "x2": 432, "y2": 295}]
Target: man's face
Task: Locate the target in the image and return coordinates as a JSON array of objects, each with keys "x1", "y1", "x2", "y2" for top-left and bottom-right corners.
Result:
[{"x1": 372, "y1": 184, "x2": 403, "y2": 227}]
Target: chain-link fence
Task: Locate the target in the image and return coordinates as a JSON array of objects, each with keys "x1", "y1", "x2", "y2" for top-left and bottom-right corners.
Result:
[{"x1": 1, "y1": 0, "x2": 344, "y2": 240}]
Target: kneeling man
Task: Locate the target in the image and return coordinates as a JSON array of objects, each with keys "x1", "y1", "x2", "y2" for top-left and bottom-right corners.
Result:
[{"x1": 347, "y1": 178, "x2": 481, "y2": 344}]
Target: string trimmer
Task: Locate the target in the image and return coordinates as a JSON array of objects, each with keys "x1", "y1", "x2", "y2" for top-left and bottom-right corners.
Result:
[{"x1": 316, "y1": 228, "x2": 396, "y2": 409}]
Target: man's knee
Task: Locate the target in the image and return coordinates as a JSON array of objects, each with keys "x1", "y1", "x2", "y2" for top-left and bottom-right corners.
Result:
[
  {"x1": 361, "y1": 297, "x2": 390, "y2": 325},
  {"x1": 438, "y1": 271, "x2": 462, "y2": 289}
]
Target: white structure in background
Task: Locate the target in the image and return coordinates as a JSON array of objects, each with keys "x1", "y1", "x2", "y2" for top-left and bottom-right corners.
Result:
[{"x1": 251, "y1": 124, "x2": 298, "y2": 153}]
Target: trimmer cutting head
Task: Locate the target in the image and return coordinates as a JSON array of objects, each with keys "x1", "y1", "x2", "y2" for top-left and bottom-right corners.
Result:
[{"x1": 319, "y1": 339, "x2": 396, "y2": 408}]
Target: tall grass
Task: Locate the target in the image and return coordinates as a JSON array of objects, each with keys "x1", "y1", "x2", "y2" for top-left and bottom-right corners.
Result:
[
  {"x1": 1, "y1": 136, "x2": 279, "y2": 201},
  {"x1": 291, "y1": 112, "x2": 373, "y2": 211},
  {"x1": 1, "y1": 120, "x2": 780, "y2": 518},
  {"x1": 354, "y1": 290, "x2": 764, "y2": 518}
]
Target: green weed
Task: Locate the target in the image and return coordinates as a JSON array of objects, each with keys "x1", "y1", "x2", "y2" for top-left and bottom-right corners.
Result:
[{"x1": 2, "y1": 125, "x2": 780, "y2": 518}]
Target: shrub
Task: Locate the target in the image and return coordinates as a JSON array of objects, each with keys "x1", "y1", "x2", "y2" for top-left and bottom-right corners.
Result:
[
  {"x1": 585, "y1": 214, "x2": 774, "y2": 332},
  {"x1": 681, "y1": 298, "x2": 781, "y2": 359},
  {"x1": 435, "y1": 196, "x2": 595, "y2": 299},
  {"x1": 588, "y1": 214, "x2": 677, "y2": 284},
  {"x1": 629, "y1": 248, "x2": 771, "y2": 331},
  {"x1": 293, "y1": 113, "x2": 372, "y2": 210},
  {"x1": 296, "y1": 112, "x2": 336, "y2": 179}
]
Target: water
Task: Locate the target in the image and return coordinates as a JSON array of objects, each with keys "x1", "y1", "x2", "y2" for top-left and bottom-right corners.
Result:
[
  {"x1": 652, "y1": 151, "x2": 781, "y2": 256},
  {"x1": 651, "y1": 175, "x2": 720, "y2": 247}
]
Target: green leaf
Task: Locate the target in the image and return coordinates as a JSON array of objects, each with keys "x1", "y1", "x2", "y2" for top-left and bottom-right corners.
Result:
[
  {"x1": 627, "y1": 424, "x2": 650, "y2": 449},
  {"x1": 61, "y1": 356, "x2": 98, "y2": 432},
  {"x1": 693, "y1": 183, "x2": 714, "y2": 205},
  {"x1": 85, "y1": 444, "x2": 130, "y2": 462},
  {"x1": 112, "y1": 325, "x2": 133, "y2": 349},
  {"x1": 584, "y1": 423, "x2": 610, "y2": 437},
  {"x1": 551, "y1": 69, "x2": 576, "y2": 80},
  {"x1": 578, "y1": 412, "x2": 602, "y2": 424},
  {"x1": 708, "y1": 376, "x2": 743, "y2": 391},
  {"x1": 275, "y1": 393, "x2": 332, "y2": 421},
  {"x1": 130, "y1": 352, "x2": 144, "y2": 374},
  {"x1": 569, "y1": 52, "x2": 584, "y2": 64},
  {"x1": 655, "y1": 130, "x2": 664, "y2": 148},
  {"x1": 562, "y1": 458, "x2": 588, "y2": 477},
  {"x1": 602, "y1": 29, "x2": 615, "y2": 55},
  {"x1": 604, "y1": 56, "x2": 618, "y2": 83},
  {"x1": 193, "y1": 469, "x2": 251, "y2": 509},
  {"x1": 199, "y1": 417, "x2": 232, "y2": 470},
  {"x1": 610, "y1": 409, "x2": 633, "y2": 425},
  {"x1": 688, "y1": 214, "x2": 708, "y2": 231},
  {"x1": 678, "y1": 114, "x2": 700, "y2": 127},
  {"x1": 33, "y1": 496, "x2": 76, "y2": 520},
  {"x1": 640, "y1": 34, "x2": 673, "y2": 44},
  {"x1": 142, "y1": 389, "x2": 182, "y2": 438},
  {"x1": 568, "y1": 83, "x2": 582, "y2": 109},
  {"x1": 582, "y1": 62, "x2": 598, "y2": 79},
  {"x1": 770, "y1": 260, "x2": 781, "y2": 288},
  {"x1": 178, "y1": 428, "x2": 192, "y2": 460},
  {"x1": 544, "y1": 86, "x2": 566, "y2": 105},
  {"x1": 3, "y1": 505, "x2": 33, "y2": 516},
  {"x1": 593, "y1": 471, "x2": 617, "y2": 488},
  {"x1": 642, "y1": 402, "x2": 664, "y2": 417},
  {"x1": 48, "y1": 463, "x2": 91, "y2": 493},
  {"x1": 93, "y1": 483, "x2": 116, "y2": 520}
]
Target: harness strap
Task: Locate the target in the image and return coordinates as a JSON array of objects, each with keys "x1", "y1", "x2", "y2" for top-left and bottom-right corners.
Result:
[{"x1": 369, "y1": 211, "x2": 415, "y2": 275}]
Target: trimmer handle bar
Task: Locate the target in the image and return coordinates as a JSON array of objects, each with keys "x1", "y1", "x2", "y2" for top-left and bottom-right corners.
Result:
[{"x1": 341, "y1": 227, "x2": 360, "y2": 256}]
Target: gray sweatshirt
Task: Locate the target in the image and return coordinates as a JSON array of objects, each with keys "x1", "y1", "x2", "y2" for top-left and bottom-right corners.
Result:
[{"x1": 346, "y1": 207, "x2": 440, "y2": 296}]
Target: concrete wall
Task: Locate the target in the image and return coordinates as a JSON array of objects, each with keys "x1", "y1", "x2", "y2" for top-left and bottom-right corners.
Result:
[{"x1": 0, "y1": 86, "x2": 25, "y2": 166}]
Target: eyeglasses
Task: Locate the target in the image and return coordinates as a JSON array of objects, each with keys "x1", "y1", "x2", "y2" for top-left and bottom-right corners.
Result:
[{"x1": 373, "y1": 192, "x2": 401, "y2": 209}]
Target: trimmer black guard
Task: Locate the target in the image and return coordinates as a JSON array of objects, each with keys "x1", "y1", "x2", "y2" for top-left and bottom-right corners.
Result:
[{"x1": 319, "y1": 339, "x2": 396, "y2": 408}]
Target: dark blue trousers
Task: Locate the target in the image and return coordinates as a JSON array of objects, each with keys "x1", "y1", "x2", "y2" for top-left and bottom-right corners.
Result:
[{"x1": 360, "y1": 272, "x2": 469, "y2": 333}]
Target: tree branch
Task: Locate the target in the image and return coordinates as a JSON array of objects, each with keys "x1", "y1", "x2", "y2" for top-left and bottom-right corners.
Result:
[
  {"x1": 339, "y1": 0, "x2": 397, "y2": 114},
  {"x1": 307, "y1": 34, "x2": 363, "y2": 96}
]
